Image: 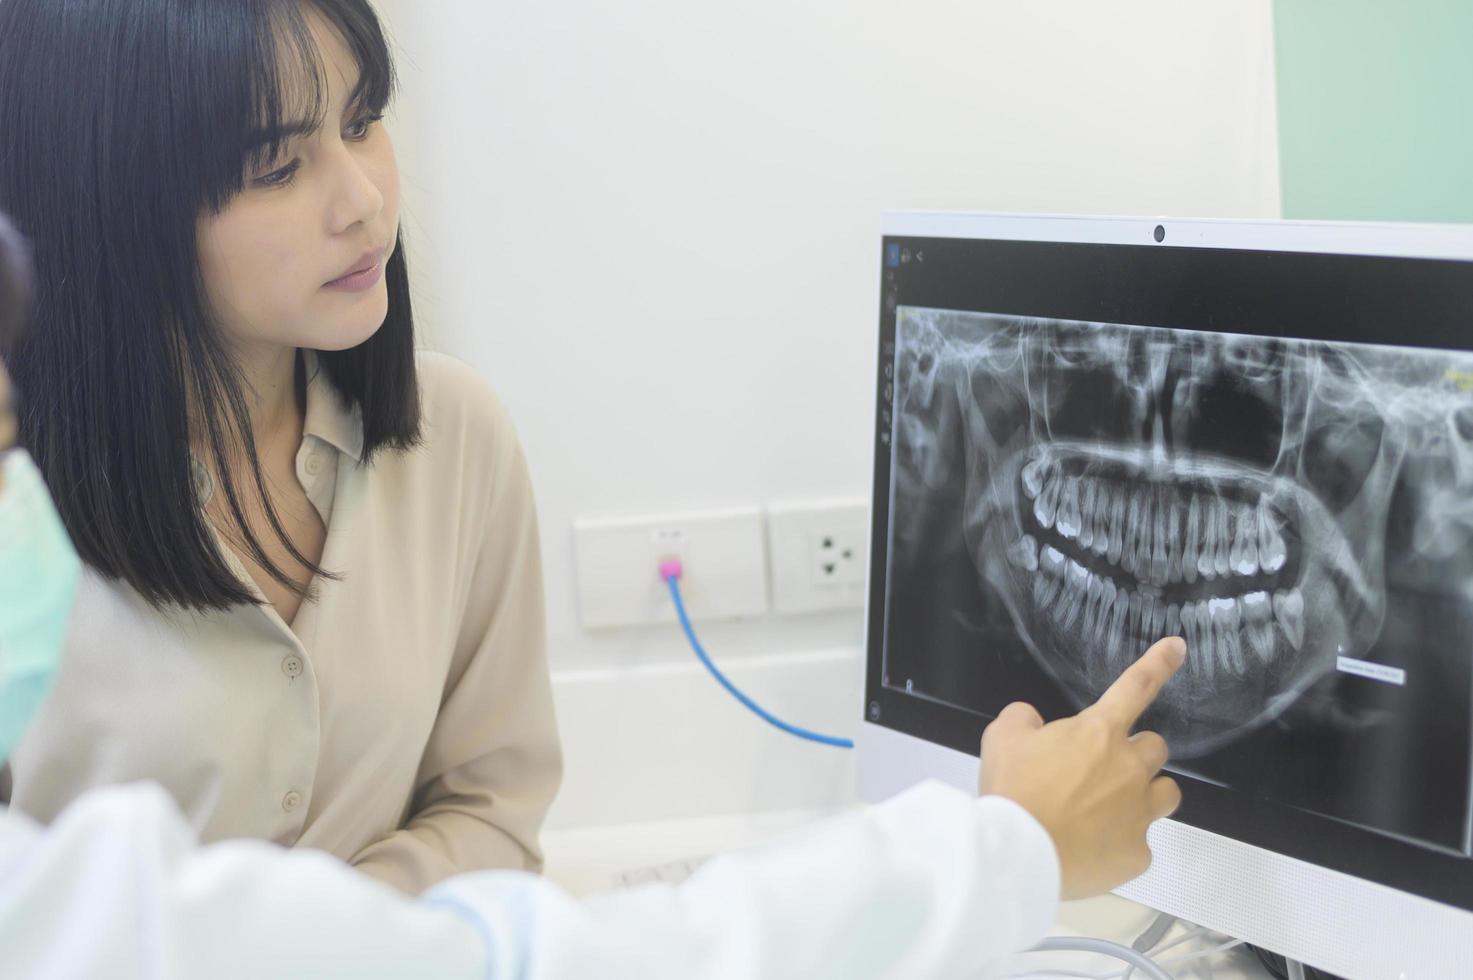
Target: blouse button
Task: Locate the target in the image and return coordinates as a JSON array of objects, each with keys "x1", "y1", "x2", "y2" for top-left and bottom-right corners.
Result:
[
  {"x1": 281, "y1": 655, "x2": 304, "y2": 679},
  {"x1": 282, "y1": 791, "x2": 303, "y2": 813},
  {"x1": 304, "y1": 451, "x2": 324, "y2": 477}
]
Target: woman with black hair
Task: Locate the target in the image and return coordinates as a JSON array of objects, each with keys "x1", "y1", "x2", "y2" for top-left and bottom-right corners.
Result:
[{"x1": 0, "y1": 0, "x2": 561, "y2": 894}]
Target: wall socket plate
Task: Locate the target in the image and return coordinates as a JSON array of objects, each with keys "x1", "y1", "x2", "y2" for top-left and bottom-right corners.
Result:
[
  {"x1": 766, "y1": 498, "x2": 871, "y2": 614},
  {"x1": 573, "y1": 506, "x2": 769, "y2": 630}
]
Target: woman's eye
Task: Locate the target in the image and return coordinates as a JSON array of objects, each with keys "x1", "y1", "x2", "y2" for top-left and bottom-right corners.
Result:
[
  {"x1": 345, "y1": 114, "x2": 383, "y2": 141},
  {"x1": 255, "y1": 160, "x2": 300, "y2": 189}
]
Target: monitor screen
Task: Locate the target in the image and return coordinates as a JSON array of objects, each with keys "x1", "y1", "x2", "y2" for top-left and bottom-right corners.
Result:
[{"x1": 869, "y1": 229, "x2": 1473, "y2": 912}]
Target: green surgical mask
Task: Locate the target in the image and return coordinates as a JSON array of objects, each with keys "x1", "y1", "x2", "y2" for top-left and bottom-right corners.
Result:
[{"x1": 0, "y1": 450, "x2": 80, "y2": 763}]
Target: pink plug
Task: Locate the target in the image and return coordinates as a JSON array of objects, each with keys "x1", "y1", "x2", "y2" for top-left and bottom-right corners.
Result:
[{"x1": 659, "y1": 558, "x2": 684, "y2": 582}]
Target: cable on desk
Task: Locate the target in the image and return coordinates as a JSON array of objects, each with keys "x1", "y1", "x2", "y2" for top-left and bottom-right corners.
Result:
[
  {"x1": 1247, "y1": 944, "x2": 1343, "y2": 980},
  {"x1": 1131, "y1": 913, "x2": 1178, "y2": 953},
  {"x1": 1023, "y1": 937, "x2": 1173, "y2": 980}
]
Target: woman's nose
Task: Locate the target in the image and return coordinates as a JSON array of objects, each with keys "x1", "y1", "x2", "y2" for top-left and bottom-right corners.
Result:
[{"x1": 326, "y1": 153, "x2": 385, "y2": 235}]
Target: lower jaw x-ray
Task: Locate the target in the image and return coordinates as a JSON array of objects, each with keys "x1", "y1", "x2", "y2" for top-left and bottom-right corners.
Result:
[{"x1": 890, "y1": 307, "x2": 1473, "y2": 853}]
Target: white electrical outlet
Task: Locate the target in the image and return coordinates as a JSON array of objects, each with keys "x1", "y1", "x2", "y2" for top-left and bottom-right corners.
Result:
[
  {"x1": 766, "y1": 498, "x2": 871, "y2": 614},
  {"x1": 809, "y1": 527, "x2": 866, "y2": 587},
  {"x1": 573, "y1": 506, "x2": 768, "y2": 630}
]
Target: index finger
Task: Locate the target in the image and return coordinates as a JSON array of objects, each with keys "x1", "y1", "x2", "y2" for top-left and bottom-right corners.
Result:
[{"x1": 1089, "y1": 636, "x2": 1187, "y2": 730}]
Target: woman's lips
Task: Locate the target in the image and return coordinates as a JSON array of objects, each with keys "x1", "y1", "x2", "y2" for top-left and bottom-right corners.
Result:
[{"x1": 323, "y1": 250, "x2": 384, "y2": 291}]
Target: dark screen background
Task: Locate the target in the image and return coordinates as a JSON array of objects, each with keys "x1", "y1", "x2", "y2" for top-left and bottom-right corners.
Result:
[{"x1": 866, "y1": 233, "x2": 1473, "y2": 910}]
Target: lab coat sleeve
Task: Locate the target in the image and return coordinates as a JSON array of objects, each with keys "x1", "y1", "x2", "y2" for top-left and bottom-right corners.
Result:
[
  {"x1": 0, "y1": 783, "x2": 488, "y2": 980},
  {"x1": 430, "y1": 779, "x2": 1061, "y2": 980},
  {"x1": 2, "y1": 779, "x2": 1056, "y2": 980},
  {"x1": 351, "y1": 372, "x2": 563, "y2": 894}
]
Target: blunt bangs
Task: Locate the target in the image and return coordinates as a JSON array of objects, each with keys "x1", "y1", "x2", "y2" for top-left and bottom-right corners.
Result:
[{"x1": 192, "y1": 0, "x2": 397, "y2": 210}]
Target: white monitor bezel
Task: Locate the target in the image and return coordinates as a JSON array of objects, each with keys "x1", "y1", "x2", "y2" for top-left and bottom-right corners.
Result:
[{"x1": 860, "y1": 211, "x2": 1473, "y2": 979}]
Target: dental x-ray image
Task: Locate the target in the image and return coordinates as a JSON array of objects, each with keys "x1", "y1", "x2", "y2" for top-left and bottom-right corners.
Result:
[{"x1": 887, "y1": 307, "x2": 1473, "y2": 854}]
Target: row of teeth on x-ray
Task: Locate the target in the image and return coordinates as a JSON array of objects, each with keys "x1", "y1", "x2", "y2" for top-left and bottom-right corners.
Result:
[
  {"x1": 1021, "y1": 459, "x2": 1290, "y2": 587},
  {"x1": 1005, "y1": 535, "x2": 1307, "y2": 679}
]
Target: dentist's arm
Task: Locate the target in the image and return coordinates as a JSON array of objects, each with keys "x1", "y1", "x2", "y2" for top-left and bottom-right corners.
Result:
[
  {"x1": 427, "y1": 638, "x2": 1187, "y2": 979},
  {"x1": 431, "y1": 781, "x2": 1058, "y2": 980},
  {"x1": 1, "y1": 779, "x2": 1051, "y2": 980},
  {"x1": 0, "y1": 641, "x2": 1182, "y2": 980}
]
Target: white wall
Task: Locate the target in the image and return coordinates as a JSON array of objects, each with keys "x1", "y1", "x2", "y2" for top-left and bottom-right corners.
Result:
[{"x1": 372, "y1": 0, "x2": 1281, "y2": 827}]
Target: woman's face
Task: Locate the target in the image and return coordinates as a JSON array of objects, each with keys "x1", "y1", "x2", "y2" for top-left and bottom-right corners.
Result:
[{"x1": 197, "y1": 11, "x2": 401, "y2": 357}]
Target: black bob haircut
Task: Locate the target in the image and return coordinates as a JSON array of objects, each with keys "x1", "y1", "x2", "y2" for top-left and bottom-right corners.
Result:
[{"x1": 0, "y1": 0, "x2": 420, "y2": 610}]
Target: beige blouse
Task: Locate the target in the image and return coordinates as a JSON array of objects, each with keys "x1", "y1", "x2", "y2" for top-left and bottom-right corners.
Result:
[{"x1": 7, "y1": 352, "x2": 562, "y2": 895}]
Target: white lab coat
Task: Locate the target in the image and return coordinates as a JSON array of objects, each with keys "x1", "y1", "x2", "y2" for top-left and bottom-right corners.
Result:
[{"x1": 0, "y1": 779, "x2": 1059, "y2": 980}]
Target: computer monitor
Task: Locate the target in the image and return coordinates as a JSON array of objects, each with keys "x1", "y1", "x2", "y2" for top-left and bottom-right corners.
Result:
[{"x1": 858, "y1": 212, "x2": 1473, "y2": 977}]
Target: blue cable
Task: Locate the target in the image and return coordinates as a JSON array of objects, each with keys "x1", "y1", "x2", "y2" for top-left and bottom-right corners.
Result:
[{"x1": 662, "y1": 569, "x2": 853, "y2": 749}]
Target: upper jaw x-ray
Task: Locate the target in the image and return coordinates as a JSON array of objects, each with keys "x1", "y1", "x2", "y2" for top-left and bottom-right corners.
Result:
[{"x1": 894, "y1": 308, "x2": 1473, "y2": 759}]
